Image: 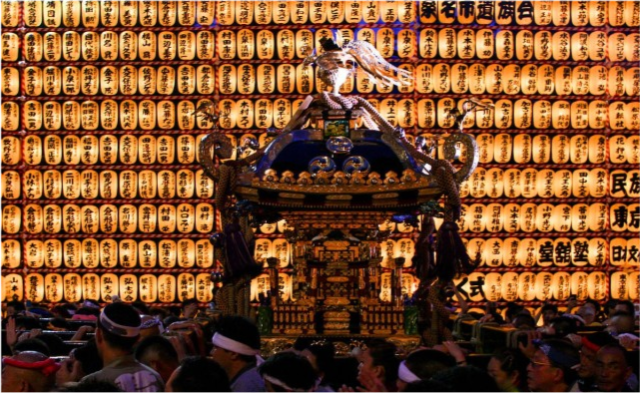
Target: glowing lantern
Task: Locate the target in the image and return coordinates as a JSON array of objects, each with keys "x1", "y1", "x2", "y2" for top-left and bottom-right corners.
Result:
[
  {"x1": 553, "y1": 204, "x2": 572, "y2": 232},
  {"x1": 485, "y1": 204, "x2": 503, "y2": 233},
  {"x1": 520, "y1": 203, "x2": 537, "y2": 233},
  {"x1": 536, "y1": 169, "x2": 554, "y2": 198},
  {"x1": 195, "y1": 239, "x2": 214, "y2": 269},
  {"x1": 569, "y1": 238, "x2": 588, "y2": 267},
  {"x1": 469, "y1": 168, "x2": 487, "y2": 198},
  {"x1": 518, "y1": 272, "x2": 536, "y2": 301},
  {"x1": 177, "y1": 273, "x2": 196, "y2": 302},
  {"x1": 552, "y1": 272, "x2": 572, "y2": 300},
  {"x1": 609, "y1": 238, "x2": 627, "y2": 267},
  {"x1": 82, "y1": 273, "x2": 100, "y2": 301},
  {"x1": 119, "y1": 274, "x2": 138, "y2": 303},
  {"x1": 493, "y1": 134, "x2": 512, "y2": 163},
  {"x1": 64, "y1": 273, "x2": 82, "y2": 302},
  {"x1": 101, "y1": 273, "x2": 119, "y2": 302},
  {"x1": 587, "y1": 272, "x2": 606, "y2": 301},
  {"x1": 465, "y1": 238, "x2": 485, "y2": 266},
  {"x1": 536, "y1": 272, "x2": 553, "y2": 301},
  {"x1": 468, "y1": 203, "x2": 486, "y2": 233},
  {"x1": 44, "y1": 274, "x2": 63, "y2": 302},
  {"x1": 63, "y1": 239, "x2": 82, "y2": 268},
  {"x1": 250, "y1": 273, "x2": 270, "y2": 302},
  {"x1": 134, "y1": 274, "x2": 155, "y2": 303},
  {"x1": 25, "y1": 273, "x2": 44, "y2": 303},
  {"x1": 589, "y1": 203, "x2": 607, "y2": 232},
  {"x1": 611, "y1": 272, "x2": 629, "y2": 300},
  {"x1": 536, "y1": 238, "x2": 554, "y2": 267},
  {"x1": 513, "y1": 135, "x2": 532, "y2": 164},
  {"x1": 2, "y1": 239, "x2": 21, "y2": 268},
  {"x1": 571, "y1": 272, "x2": 588, "y2": 301},
  {"x1": 532, "y1": 135, "x2": 551, "y2": 164},
  {"x1": 43, "y1": 239, "x2": 62, "y2": 268},
  {"x1": 24, "y1": 240, "x2": 43, "y2": 268},
  {"x1": 609, "y1": 134, "x2": 627, "y2": 164},
  {"x1": 571, "y1": 203, "x2": 589, "y2": 232},
  {"x1": 4, "y1": 274, "x2": 23, "y2": 301},
  {"x1": 501, "y1": 272, "x2": 519, "y2": 302},
  {"x1": 553, "y1": 170, "x2": 572, "y2": 198},
  {"x1": 483, "y1": 273, "x2": 502, "y2": 302},
  {"x1": 588, "y1": 237, "x2": 607, "y2": 267},
  {"x1": 272, "y1": 239, "x2": 291, "y2": 268},
  {"x1": 195, "y1": 273, "x2": 213, "y2": 303},
  {"x1": 177, "y1": 239, "x2": 195, "y2": 268},
  {"x1": 483, "y1": 239, "x2": 503, "y2": 267},
  {"x1": 502, "y1": 204, "x2": 520, "y2": 233},
  {"x1": 628, "y1": 272, "x2": 639, "y2": 301},
  {"x1": 380, "y1": 239, "x2": 396, "y2": 268},
  {"x1": 553, "y1": 238, "x2": 572, "y2": 267},
  {"x1": 485, "y1": 169, "x2": 504, "y2": 198},
  {"x1": 626, "y1": 102, "x2": 640, "y2": 131}
]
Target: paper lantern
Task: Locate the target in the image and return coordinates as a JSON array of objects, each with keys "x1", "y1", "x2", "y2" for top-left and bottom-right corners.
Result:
[
  {"x1": 176, "y1": 273, "x2": 196, "y2": 302},
  {"x1": 42, "y1": 274, "x2": 63, "y2": 302},
  {"x1": 277, "y1": 273, "x2": 293, "y2": 302},
  {"x1": 552, "y1": 204, "x2": 572, "y2": 232},
  {"x1": 499, "y1": 170, "x2": 519, "y2": 199},
  {"x1": 535, "y1": 272, "x2": 553, "y2": 301},
  {"x1": 626, "y1": 101, "x2": 640, "y2": 131},
  {"x1": 609, "y1": 169, "x2": 628, "y2": 198},
  {"x1": 625, "y1": 67, "x2": 639, "y2": 96},
  {"x1": 484, "y1": 169, "x2": 503, "y2": 198},
  {"x1": 250, "y1": 274, "x2": 270, "y2": 302},
  {"x1": 552, "y1": 238, "x2": 572, "y2": 267},
  {"x1": 82, "y1": 273, "x2": 100, "y2": 301},
  {"x1": 116, "y1": 274, "x2": 136, "y2": 303},
  {"x1": 609, "y1": 134, "x2": 627, "y2": 164},
  {"x1": 132, "y1": 240, "x2": 154, "y2": 270},
  {"x1": 41, "y1": 239, "x2": 62, "y2": 268},
  {"x1": 549, "y1": 135, "x2": 570, "y2": 164},
  {"x1": 535, "y1": 237, "x2": 554, "y2": 267},
  {"x1": 4, "y1": 274, "x2": 23, "y2": 301},
  {"x1": 554, "y1": 170, "x2": 572, "y2": 198},
  {"x1": 608, "y1": 33, "x2": 626, "y2": 62},
  {"x1": 466, "y1": 238, "x2": 485, "y2": 266},
  {"x1": 1, "y1": 171, "x2": 19, "y2": 200},
  {"x1": 587, "y1": 168, "x2": 607, "y2": 198},
  {"x1": 501, "y1": 272, "x2": 519, "y2": 302},
  {"x1": 518, "y1": 272, "x2": 537, "y2": 301},
  {"x1": 588, "y1": 237, "x2": 607, "y2": 267},
  {"x1": 437, "y1": 28, "x2": 456, "y2": 58},
  {"x1": 519, "y1": 64, "x2": 537, "y2": 95},
  {"x1": 607, "y1": 67, "x2": 625, "y2": 98},
  {"x1": 138, "y1": 274, "x2": 158, "y2": 303},
  {"x1": 611, "y1": 272, "x2": 629, "y2": 300},
  {"x1": 610, "y1": 238, "x2": 627, "y2": 267},
  {"x1": 568, "y1": 272, "x2": 589, "y2": 300},
  {"x1": 520, "y1": 203, "x2": 537, "y2": 233},
  {"x1": 532, "y1": 135, "x2": 551, "y2": 164},
  {"x1": 571, "y1": 101, "x2": 589, "y2": 128},
  {"x1": 587, "y1": 272, "x2": 607, "y2": 301},
  {"x1": 513, "y1": 135, "x2": 532, "y2": 164},
  {"x1": 535, "y1": 169, "x2": 554, "y2": 198},
  {"x1": 552, "y1": 272, "x2": 572, "y2": 300},
  {"x1": 25, "y1": 273, "x2": 44, "y2": 303},
  {"x1": 485, "y1": 64, "x2": 504, "y2": 94},
  {"x1": 569, "y1": 134, "x2": 588, "y2": 164},
  {"x1": 589, "y1": 203, "x2": 608, "y2": 232},
  {"x1": 468, "y1": 203, "x2": 486, "y2": 233},
  {"x1": 80, "y1": 238, "x2": 99, "y2": 269},
  {"x1": 483, "y1": 273, "x2": 502, "y2": 302},
  {"x1": 629, "y1": 272, "x2": 640, "y2": 301},
  {"x1": 1, "y1": 240, "x2": 20, "y2": 269},
  {"x1": 485, "y1": 204, "x2": 503, "y2": 233},
  {"x1": 271, "y1": 239, "x2": 290, "y2": 268},
  {"x1": 571, "y1": 32, "x2": 589, "y2": 61},
  {"x1": 175, "y1": 239, "x2": 194, "y2": 268},
  {"x1": 569, "y1": 203, "x2": 589, "y2": 232},
  {"x1": 380, "y1": 239, "x2": 396, "y2": 268},
  {"x1": 63, "y1": 273, "x2": 82, "y2": 302},
  {"x1": 482, "y1": 239, "x2": 503, "y2": 267},
  {"x1": 498, "y1": 203, "x2": 519, "y2": 233}
]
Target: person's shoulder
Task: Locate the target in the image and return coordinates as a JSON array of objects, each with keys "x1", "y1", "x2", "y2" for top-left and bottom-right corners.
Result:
[{"x1": 232, "y1": 367, "x2": 266, "y2": 392}]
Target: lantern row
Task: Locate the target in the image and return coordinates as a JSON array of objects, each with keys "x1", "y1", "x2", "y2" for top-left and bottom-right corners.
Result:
[
  {"x1": 452, "y1": 270, "x2": 638, "y2": 303},
  {"x1": 2, "y1": 169, "x2": 214, "y2": 201},
  {"x1": 458, "y1": 203, "x2": 640, "y2": 233},
  {"x1": 7, "y1": 63, "x2": 639, "y2": 98},
  {"x1": 2, "y1": 272, "x2": 214, "y2": 304},
  {"x1": 2, "y1": 237, "x2": 215, "y2": 269},
  {"x1": 2, "y1": 134, "x2": 215, "y2": 165},
  {"x1": 7, "y1": 28, "x2": 638, "y2": 63},
  {"x1": 1, "y1": 203, "x2": 215, "y2": 235},
  {"x1": 3, "y1": 1, "x2": 638, "y2": 28}
]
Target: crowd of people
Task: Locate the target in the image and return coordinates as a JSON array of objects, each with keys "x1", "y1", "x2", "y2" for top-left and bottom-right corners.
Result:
[{"x1": 1, "y1": 296, "x2": 637, "y2": 392}]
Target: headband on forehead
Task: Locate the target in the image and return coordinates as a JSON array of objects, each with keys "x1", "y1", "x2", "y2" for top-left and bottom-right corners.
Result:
[
  {"x1": 2, "y1": 357, "x2": 60, "y2": 377},
  {"x1": 262, "y1": 374, "x2": 319, "y2": 392},
  {"x1": 212, "y1": 332, "x2": 260, "y2": 356},
  {"x1": 398, "y1": 361, "x2": 421, "y2": 384},
  {"x1": 581, "y1": 336, "x2": 602, "y2": 353},
  {"x1": 99, "y1": 310, "x2": 140, "y2": 337}
]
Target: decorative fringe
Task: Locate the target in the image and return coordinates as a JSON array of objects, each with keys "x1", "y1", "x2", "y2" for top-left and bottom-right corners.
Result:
[{"x1": 435, "y1": 221, "x2": 475, "y2": 282}]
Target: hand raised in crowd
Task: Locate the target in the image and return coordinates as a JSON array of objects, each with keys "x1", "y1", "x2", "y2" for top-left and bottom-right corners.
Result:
[
  {"x1": 518, "y1": 330, "x2": 542, "y2": 359},
  {"x1": 442, "y1": 340, "x2": 467, "y2": 364},
  {"x1": 70, "y1": 325, "x2": 95, "y2": 341},
  {"x1": 5, "y1": 316, "x2": 18, "y2": 348}
]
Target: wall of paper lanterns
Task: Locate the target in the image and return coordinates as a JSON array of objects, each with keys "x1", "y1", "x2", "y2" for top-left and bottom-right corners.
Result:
[{"x1": 1, "y1": 0, "x2": 638, "y2": 306}]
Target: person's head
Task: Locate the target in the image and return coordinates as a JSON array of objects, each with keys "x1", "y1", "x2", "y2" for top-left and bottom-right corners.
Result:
[
  {"x1": 595, "y1": 343, "x2": 632, "y2": 392},
  {"x1": 210, "y1": 315, "x2": 261, "y2": 377},
  {"x1": 14, "y1": 316, "x2": 40, "y2": 331},
  {"x1": 432, "y1": 366, "x2": 498, "y2": 392},
  {"x1": 1, "y1": 351, "x2": 59, "y2": 392},
  {"x1": 547, "y1": 316, "x2": 581, "y2": 338},
  {"x1": 95, "y1": 302, "x2": 141, "y2": 357},
  {"x1": 606, "y1": 312, "x2": 636, "y2": 335},
  {"x1": 34, "y1": 333, "x2": 67, "y2": 356},
  {"x1": 395, "y1": 349, "x2": 455, "y2": 392},
  {"x1": 134, "y1": 335, "x2": 179, "y2": 383},
  {"x1": 578, "y1": 332, "x2": 617, "y2": 380},
  {"x1": 300, "y1": 341, "x2": 335, "y2": 385},
  {"x1": 56, "y1": 339, "x2": 103, "y2": 386},
  {"x1": 614, "y1": 300, "x2": 635, "y2": 316},
  {"x1": 526, "y1": 339, "x2": 580, "y2": 392},
  {"x1": 166, "y1": 356, "x2": 230, "y2": 392},
  {"x1": 402, "y1": 379, "x2": 452, "y2": 392},
  {"x1": 12, "y1": 338, "x2": 50, "y2": 356},
  {"x1": 541, "y1": 304, "x2": 559, "y2": 326},
  {"x1": 48, "y1": 317, "x2": 71, "y2": 331},
  {"x1": 131, "y1": 301, "x2": 149, "y2": 315},
  {"x1": 51, "y1": 305, "x2": 72, "y2": 319},
  {"x1": 181, "y1": 298, "x2": 198, "y2": 318},
  {"x1": 139, "y1": 315, "x2": 164, "y2": 339},
  {"x1": 512, "y1": 313, "x2": 536, "y2": 330},
  {"x1": 356, "y1": 339, "x2": 399, "y2": 390},
  {"x1": 505, "y1": 302, "x2": 525, "y2": 323},
  {"x1": 584, "y1": 299, "x2": 601, "y2": 314},
  {"x1": 259, "y1": 352, "x2": 318, "y2": 392},
  {"x1": 5, "y1": 301, "x2": 25, "y2": 316},
  {"x1": 604, "y1": 300, "x2": 618, "y2": 317},
  {"x1": 488, "y1": 348, "x2": 528, "y2": 392},
  {"x1": 577, "y1": 305, "x2": 597, "y2": 325}
]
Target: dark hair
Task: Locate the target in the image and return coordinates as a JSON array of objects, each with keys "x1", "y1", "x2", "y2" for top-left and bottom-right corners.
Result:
[
  {"x1": 505, "y1": 303, "x2": 524, "y2": 322},
  {"x1": 182, "y1": 298, "x2": 198, "y2": 308},
  {"x1": 14, "y1": 316, "x2": 40, "y2": 330},
  {"x1": 49, "y1": 317, "x2": 71, "y2": 330},
  {"x1": 491, "y1": 348, "x2": 529, "y2": 392},
  {"x1": 135, "y1": 335, "x2": 178, "y2": 364},
  {"x1": 216, "y1": 315, "x2": 260, "y2": 362},
  {"x1": 513, "y1": 313, "x2": 536, "y2": 330},
  {"x1": 549, "y1": 316, "x2": 582, "y2": 337},
  {"x1": 73, "y1": 339, "x2": 103, "y2": 375},
  {"x1": 51, "y1": 305, "x2": 72, "y2": 319},
  {"x1": 597, "y1": 343, "x2": 629, "y2": 366},
  {"x1": 405, "y1": 349, "x2": 456, "y2": 380},
  {"x1": 582, "y1": 332, "x2": 616, "y2": 350},
  {"x1": 259, "y1": 352, "x2": 318, "y2": 392},
  {"x1": 584, "y1": 299, "x2": 601, "y2": 314},
  {"x1": 148, "y1": 307, "x2": 168, "y2": 320},
  {"x1": 7, "y1": 300, "x2": 25, "y2": 313},
  {"x1": 616, "y1": 300, "x2": 635, "y2": 315},
  {"x1": 432, "y1": 366, "x2": 499, "y2": 392},
  {"x1": 541, "y1": 304, "x2": 559, "y2": 314},
  {"x1": 35, "y1": 333, "x2": 67, "y2": 356},
  {"x1": 98, "y1": 303, "x2": 141, "y2": 351},
  {"x1": 367, "y1": 339, "x2": 400, "y2": 387},
  {"x1": 170, "y1": 356, "x2": 230, "y2": 392},
  {"x1": 403, "y1": 379, "x2": 453, "y2": 392},
  {"x1": 132, "y1": 301, "x2": 150, "y2": 314},
  {"x1": 12, "y1": 338, "x2": 50, "y2": 356},
  {"x1": 75, "y1": 307, "x2": 100, "y2": 317},
  {"x1": 605, "y1": 299, "x2": 618, "y2": 312},
  {"x1": 304, "y1": 341, "x2": 335, "y2": 383}
]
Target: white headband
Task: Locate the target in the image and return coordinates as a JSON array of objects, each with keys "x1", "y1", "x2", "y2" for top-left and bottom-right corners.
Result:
[
  {"x1": 262, "y1": 374, "x2": 316, "y2": 393},
  {"x1": 398, "y1": 361, "x2": 421, "y2": 384},
  {"x1": 212, "y1": 332, "x2": 260, "y2": 356},
  {"x1": 99, "y1": 310, "x2": 140, "y2": 337}
]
